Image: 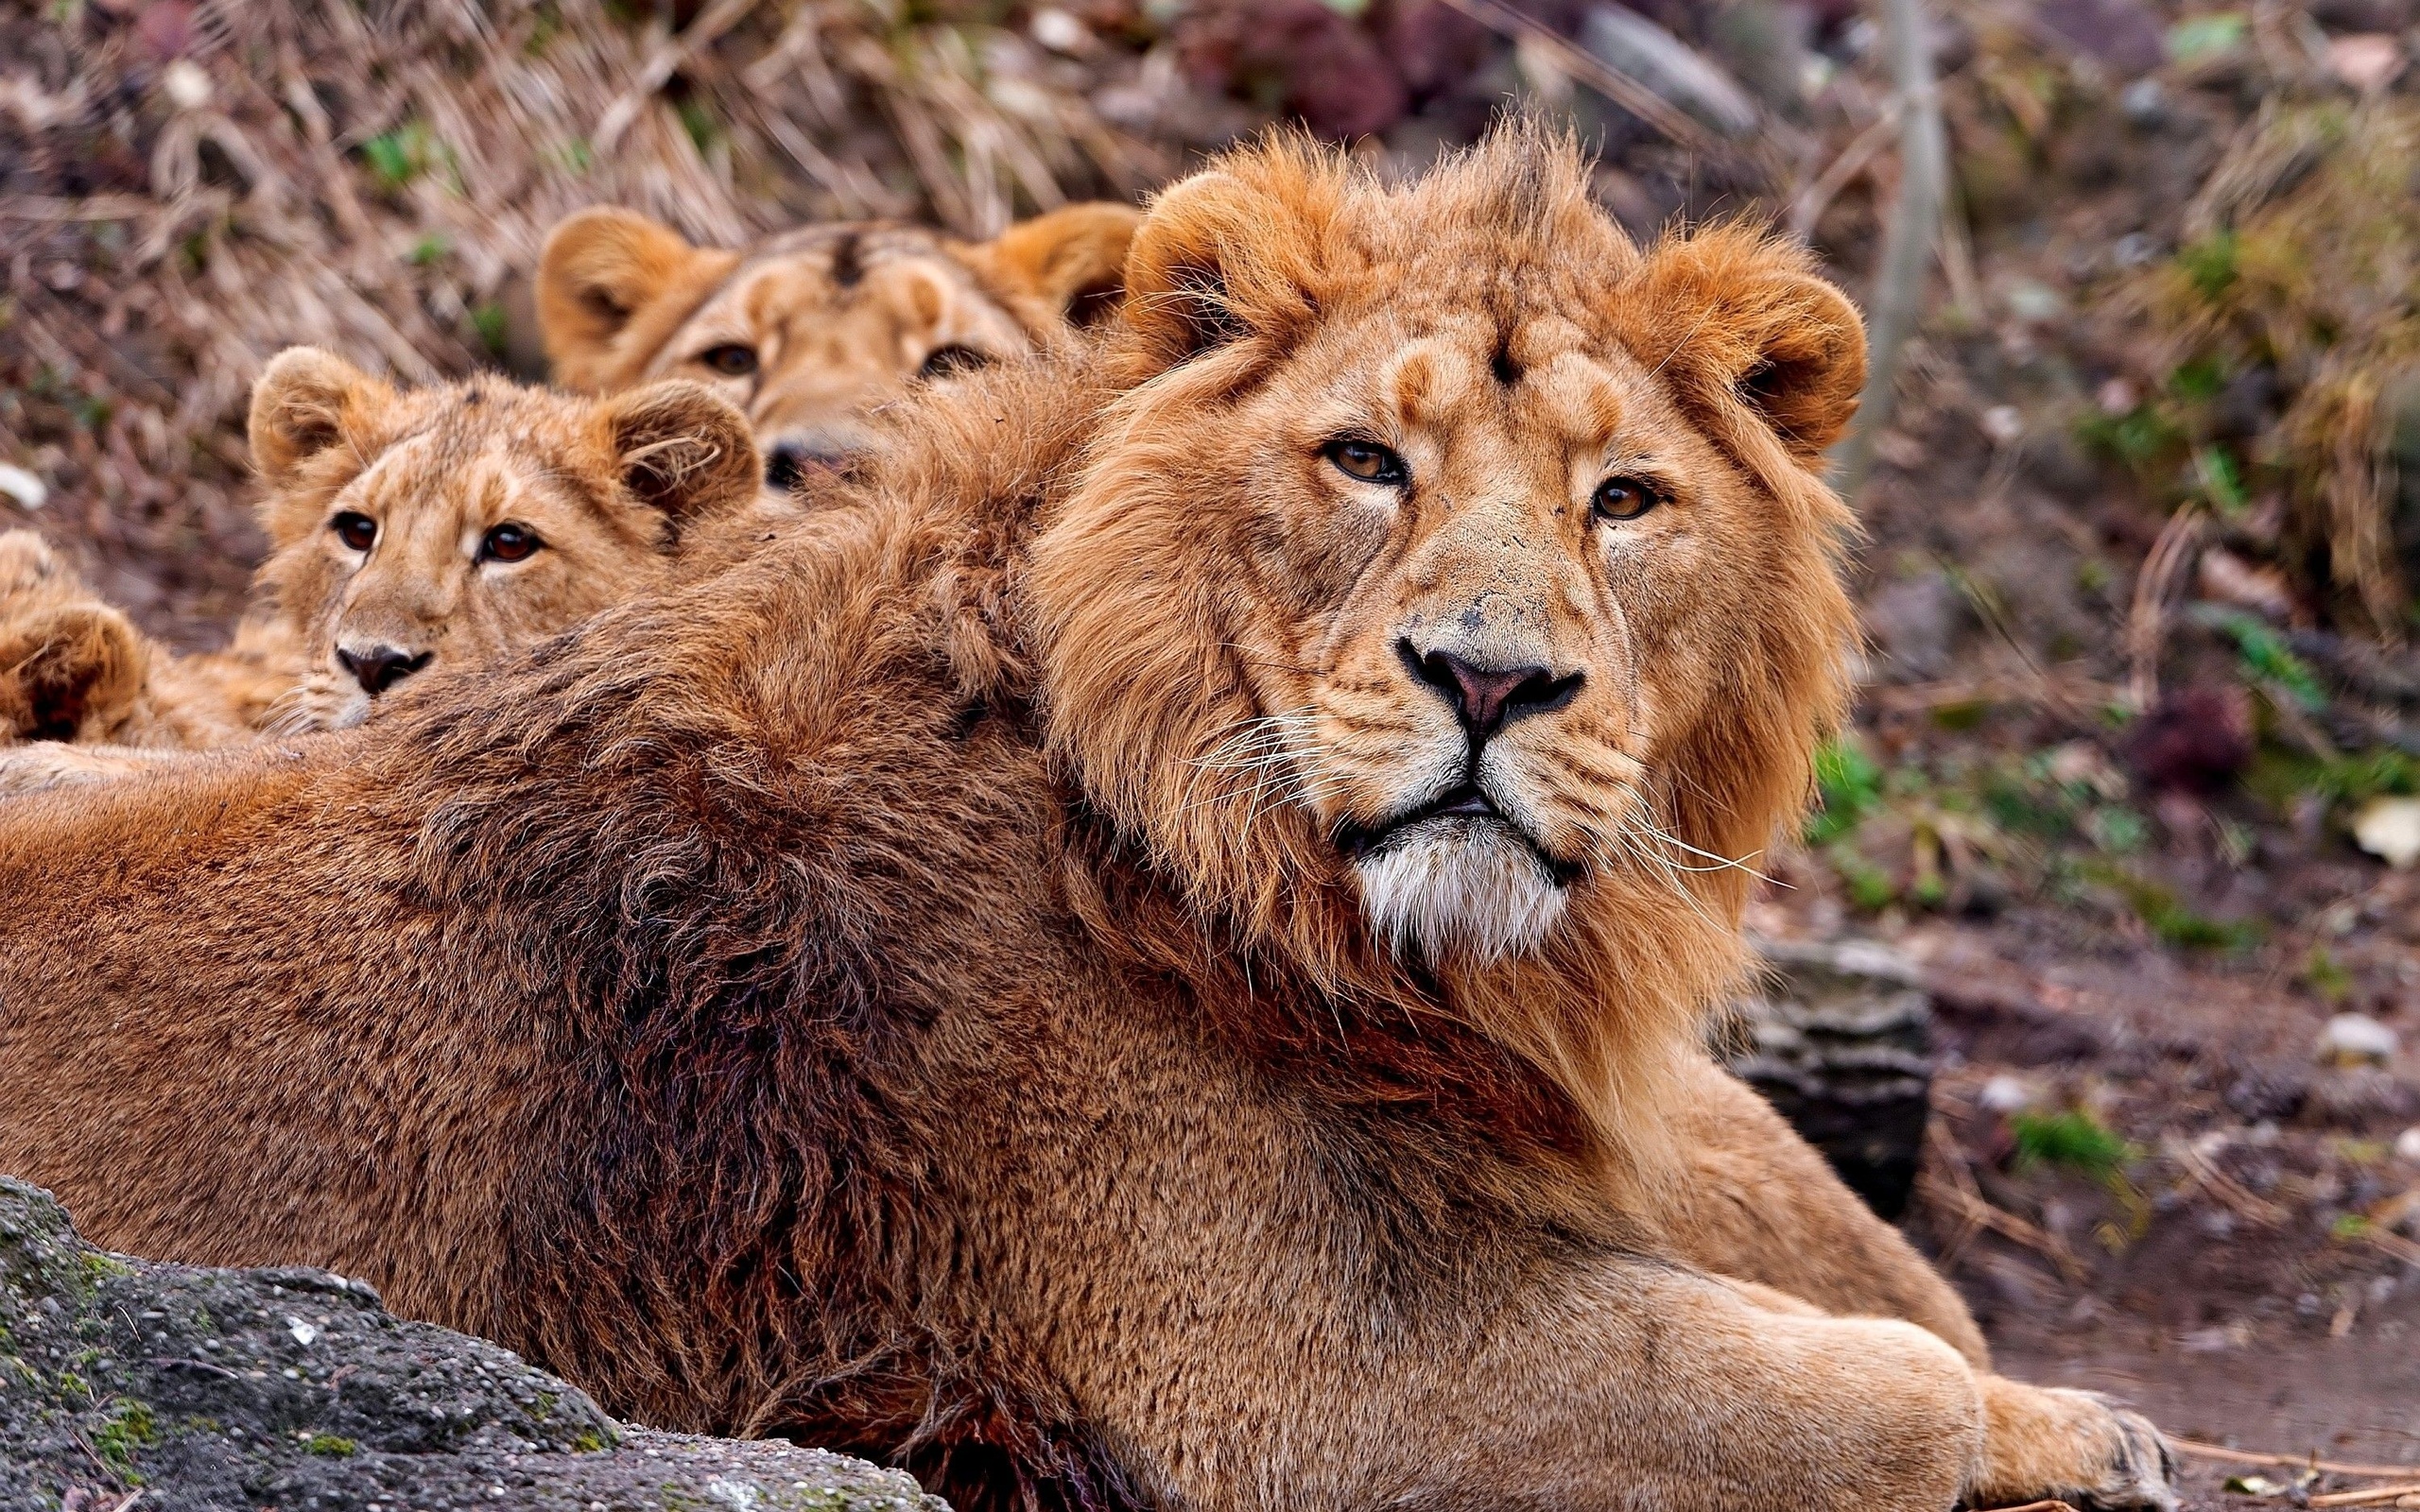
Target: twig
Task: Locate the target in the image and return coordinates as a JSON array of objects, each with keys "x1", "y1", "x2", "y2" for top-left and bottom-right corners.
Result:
[
  {"x1": 2173, "y1": 1440, "x2": 2420, "y2": 1478},
  {"x1": 1919, "y1": 1122, "x2": 2090, "y2": 1283},
  {"x1": 1866, "y1": 669, "x2": 2122, "y2": 716},
  {"x1": 1830, "y1": 0, "x2": 1948, "y2": 497},
  {"x1": 2163, "y1": 1137, "x2": 2290, "y2": 1228},
  {"x1": 2361, "y1": 1224, "x2": 2420, "y2": 1270},
  {"x1": 594, "y1": 0, "x2": 761, "y2": 155},
  {"x1": 1426, "y1": 0, "x2": 1722, "y2": 156},
  {"x1": 0, "y1": 194, "x2": 155, "y2": 221},
  {"x1": 2125, "y1": 506, "x2": 2206, "y2": 713},
  {"x1": 1789, "y1": 101, "x2": 1903, "y2": 237},
  {"x1": 2310, "y1": 1486, "x2": 2420, "y2": 1508}
]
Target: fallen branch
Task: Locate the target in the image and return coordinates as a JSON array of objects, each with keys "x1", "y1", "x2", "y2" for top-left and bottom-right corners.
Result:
[
  {"x1": 1830, "y1": 0, "x2": 1949, "y2": 496},
  {"x1": 1866, "y1": 668, "x2": 2124, "y2": 716},
  {"x1": 2173, "y1": 1440, "x2": 2420, "y2": 1479}
]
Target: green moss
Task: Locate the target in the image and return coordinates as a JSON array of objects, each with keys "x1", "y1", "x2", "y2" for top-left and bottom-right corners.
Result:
[
  {"x1": 90, "y1": 1398, "x2": 156, "y2": 1473},
  {"x1": 303, "y1": 1434, "x2": 356, "y2": 1457},
  {"x1": 2011, "y1": 1108, "x2": 2131, "y2": 1174},
  {"x1": 1805, "y1": 736, "x2": 1884, "y2": 845}
]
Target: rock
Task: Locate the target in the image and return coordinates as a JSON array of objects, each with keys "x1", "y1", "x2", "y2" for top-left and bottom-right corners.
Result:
[
  {"x1": 1728, "y1": 936, "x2": 1938, "y2": 1220},
  {"x1": 2397, "y1": 1125, "x2": 2420, "y2": 1163},
  {"x1": 1861, "y1": 572, "x2": 1964, "y2": 681},
  {"x1": 2317, "y1": 1011, "x2": 2401, "y2": 1066},
  {"x1": 0, "y1": 1178, "x2": 942, "y2": 1512},
  {"x1": 2352, "y1": 795, "x2": 2420, "y2": 869},
  {"x1": 0, "y1": 464, "x2": 45, "y2": 512}
]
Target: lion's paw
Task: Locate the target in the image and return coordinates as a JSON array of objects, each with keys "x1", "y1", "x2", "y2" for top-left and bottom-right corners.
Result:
[{"x1": 1970, "y1": 1381, "x2": 2177, "y2": 1512}]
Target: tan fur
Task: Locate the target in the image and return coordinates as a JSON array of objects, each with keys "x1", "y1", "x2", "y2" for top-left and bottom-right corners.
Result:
[
  {"x1": 0, "y1": 531, "x2": 291, "y2": 752},
  {"x1": 0, "y1": 129, "x2": 2170, "y2": 1511},
  {"x1": 0, "y1": 353, "x2": 762, "y2": 792},
  {"x1": 537, "y1": 202, "x2": 1138, "y2": 476}
]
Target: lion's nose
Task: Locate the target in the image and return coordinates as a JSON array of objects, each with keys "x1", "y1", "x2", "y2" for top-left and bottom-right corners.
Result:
[
  {"x1": 1399, "y1": 639, "x2": 1582, "y2": 740},
  {"x1": 336, "y1": 644, "x2": 433, "y2": 696}
]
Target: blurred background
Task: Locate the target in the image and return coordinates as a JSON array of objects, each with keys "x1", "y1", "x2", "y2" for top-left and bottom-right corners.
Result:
[{"x1": 7, "y1": 0, "x2": 2420, "y2": 1492}]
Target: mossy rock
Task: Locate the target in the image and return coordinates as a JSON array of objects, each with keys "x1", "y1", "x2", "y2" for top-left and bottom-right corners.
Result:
[{"x1": 0, "y1": 1177, "x2": 944, "y2": 1511}]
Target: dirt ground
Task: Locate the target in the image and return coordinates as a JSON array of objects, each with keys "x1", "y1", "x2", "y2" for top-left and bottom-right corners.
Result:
[{"x1": 9, "y1": 0, "x2": 2420, "y2": 1504}]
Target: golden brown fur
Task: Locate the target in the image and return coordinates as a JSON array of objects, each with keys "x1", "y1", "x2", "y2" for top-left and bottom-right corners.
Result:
[
  {"x1": 0, "y1": 352, "x2": 762, "y2": 791},
  {"x1": 0, "y1": 531, "x2": 294, "y2": 752},
  {"x1": 0, "y1": 129, "x2": 2170, "y2": 1511},
  {"x1": 537, "y1": 202, "x2": 1138, "y2": 485}
]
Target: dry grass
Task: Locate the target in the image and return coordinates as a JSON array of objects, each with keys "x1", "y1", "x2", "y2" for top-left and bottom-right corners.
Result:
[
  {"x1": 2136, "y1": 98, "x2": 2420, "y2": 637},
  {"x1": 0, "y1": 0, "x2": 1180, "y2": 642}
]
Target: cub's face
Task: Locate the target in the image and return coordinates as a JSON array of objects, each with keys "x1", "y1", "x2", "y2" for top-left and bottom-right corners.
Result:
[
  {"x1": 1029, "y1": 135, "x2": 1865, "y2": 971},
  {"x1": 539, "y1": 204, "x2": 1138, "y2": 490},
  {"x1": 245, "y1": 350, "x2": 760, "y2": 730}
]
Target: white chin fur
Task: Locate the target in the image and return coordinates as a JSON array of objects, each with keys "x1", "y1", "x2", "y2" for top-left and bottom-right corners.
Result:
[{"x1": 1353, "y1": 817, "x2": 1568, "y2": 964}]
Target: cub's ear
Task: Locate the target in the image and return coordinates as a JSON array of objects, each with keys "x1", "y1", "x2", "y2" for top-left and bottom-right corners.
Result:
[
  {"x1": 538, "y1": 208, "x2": 737, "y2": 392},
  {"x1": 1619, "y1": 224, "x2": 1867, "y2": 464},
  {"x1": 1116, "y1": 152, "x2": 1345, "y2": 377},
  {"x1": 602, "y1": 380, "x2": 762, "y2": 522},
  {"x1": 0, "y1": 601, "x2": 148, "y2": 742},
  {"x1": 976, "y1": 201, "x2": 1142, "y2": 328},
  {"x1": 249, "y1": 347, "x2": 389, "y2": 496}
]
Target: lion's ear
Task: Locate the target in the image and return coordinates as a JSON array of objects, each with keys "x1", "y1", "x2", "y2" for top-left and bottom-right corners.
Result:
[
  {"x1": 602, "y1": 380, "x2": 762, "y2": 522},
  {"x1": 1117, "y1": 160, "x2": 1341, "y2": 375},
  {"x1": 976, "y1": 201, "x2": 1142, "y2": 328},
  {"x1": 1621, "y1": 226, "x2": 1867, "y2": 464},
  {"x1": 249, "y1": 347, "x2": 388, "y2": 498},
  {"x1": 538, "y1": 208, "x2": 735, "y2": 392}
]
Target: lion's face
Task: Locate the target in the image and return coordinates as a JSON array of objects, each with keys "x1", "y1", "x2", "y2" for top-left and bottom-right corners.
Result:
[
  {"x1": 245, "y1": 350, "x2": 761, "y2": 730},
  {"x1": 1028, "y1": 132, "x2": 1866, "y2": 985},
  {"x1": 1189, "y1": 312, "x2": 1782, "y2": 960},
  {"x1": 539, "y1": 204, "x2": 1137, "y2": 490}
]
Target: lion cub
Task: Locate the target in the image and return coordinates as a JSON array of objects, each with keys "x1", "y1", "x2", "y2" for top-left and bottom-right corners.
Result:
[
  {"x1": 0, "y1": 350, "x2": 760, "y2": 785},
  {"x1": 536, "y1": 201, "x2": 1138, "y2": 483}
]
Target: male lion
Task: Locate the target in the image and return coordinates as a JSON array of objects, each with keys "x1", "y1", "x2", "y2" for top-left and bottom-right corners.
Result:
[
  {"x1": 0, "y1": 129, "x2": 2173, "y2": 1511},
  {"x1": 0, "y1": 352, "x2": 759, "y2": 788},
  {"x1": 536, "y1": 200, "x2": 1138, "y2": 484}
]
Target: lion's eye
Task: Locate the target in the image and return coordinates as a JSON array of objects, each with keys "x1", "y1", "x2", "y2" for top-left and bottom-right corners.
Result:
[
  {"x1": 1591, "y1": 475, "x2": 1663, "y2": 522},
  {"x1": 479, "y1": 524, "x2": 542, "y2": 564},
  {"x1": 918, "y1": 344, "x2": 992, "y2": 381},
  {"x1": 331, "y1": 511, "x2": 378, "y2": 552},
  {"x1": 698, "y1": 344, "x2": 759, "y2": 378},
  {"x1": 1324, "y1": 438, "x2": 1409, "y2": 487}
]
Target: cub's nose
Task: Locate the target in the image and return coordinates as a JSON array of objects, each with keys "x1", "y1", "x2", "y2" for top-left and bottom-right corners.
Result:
[
  {"x1": 764, "y1": 438, "x2": 854, "y2": 493},
  {"x1": 1399, "y1": 639, "x2": 1583, "y2": 740},
  {"x1": 336, "y1": 644, "x2": 433, "y2": 696}
]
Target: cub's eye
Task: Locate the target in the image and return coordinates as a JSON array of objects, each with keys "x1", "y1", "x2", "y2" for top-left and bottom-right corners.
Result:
[
  {"x1": 331, "y1": 511, "x2": 378, "y2": 552},
  {"x1": 479, "y1": 524, "x2": 542, "y2": 564},
  {"x1": 697, "y1": 344, "x2": 759, "y2": 378},
  {"x1": 1591, "y1": 475, "x2": 1664, "y2": 522},
  {"x1": 918, "y1": 344, "x2": 992, "y2": 381},
  {"x1": 1323, "y1": 438, "x2": 1409, "y2": 487}
]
